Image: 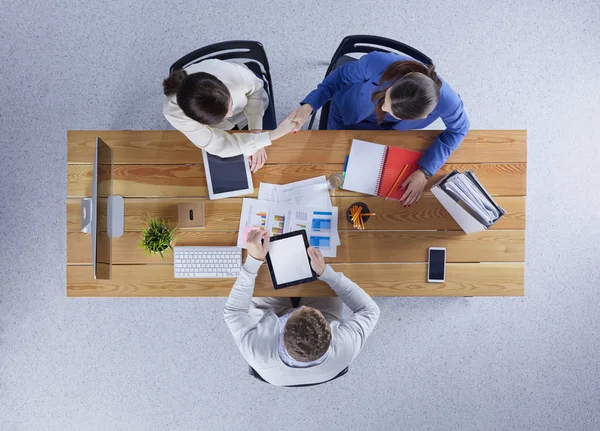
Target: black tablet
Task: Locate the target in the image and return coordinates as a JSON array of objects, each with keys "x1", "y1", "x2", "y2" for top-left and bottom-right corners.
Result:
[
  {"x1": 202, "y1": 150, "x2": 254, "y2": 200},
  {"x1": 266, "y1": 230, "x2": 317, "y2": 289}
]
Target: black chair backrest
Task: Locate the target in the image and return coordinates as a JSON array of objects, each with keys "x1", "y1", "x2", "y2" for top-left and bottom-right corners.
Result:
[
  {"x1": 250, "y1": 366, "x2": 349, "y2": 387},
  {"x1": 169, "y1": 40, "x2": 274, "y2": 103},
  {"x1": 309, "y1": 35, "x2": 433, "y2": 130}
]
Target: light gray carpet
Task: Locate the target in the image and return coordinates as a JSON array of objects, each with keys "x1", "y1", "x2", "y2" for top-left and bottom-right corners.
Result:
[{"x1": 1, "y1": 0, "x2": 599, "y2": 430}]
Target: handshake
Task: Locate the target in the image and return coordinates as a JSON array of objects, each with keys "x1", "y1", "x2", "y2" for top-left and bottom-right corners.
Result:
[
  {"x1": 268, "y1": 103, "x2": 314, "y2": 141},
  {"x1": 249, "y1": 104, "x2": 313, "y2": 172}
]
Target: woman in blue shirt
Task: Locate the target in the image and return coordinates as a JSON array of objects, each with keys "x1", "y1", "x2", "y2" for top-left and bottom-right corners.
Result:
[{"x1": 292, "y1": 52, "x2": 470, "y2": 206}]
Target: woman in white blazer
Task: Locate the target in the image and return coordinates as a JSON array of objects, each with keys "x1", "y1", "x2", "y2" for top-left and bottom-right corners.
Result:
[{"x1": 163, "y1": 59, "x2": 297, "y2": 172}]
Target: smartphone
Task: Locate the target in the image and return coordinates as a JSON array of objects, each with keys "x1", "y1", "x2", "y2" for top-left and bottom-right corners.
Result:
[{"x1": 428, "y1": 247, "x2": 446, "y2": 283}]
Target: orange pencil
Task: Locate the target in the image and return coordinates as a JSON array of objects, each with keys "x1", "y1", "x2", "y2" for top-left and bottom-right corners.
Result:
[{"x1": 385, "y1": 164, "x2": 408, "y2": 200}]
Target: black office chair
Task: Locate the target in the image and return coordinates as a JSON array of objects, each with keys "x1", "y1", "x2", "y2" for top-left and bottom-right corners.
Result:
[
  {"x1": 307, "y1": 35, "x2": 434, "y2": 130},
  {"x1": 249, "y1": 365, "x2": 350, "y2": 387},
  {"x1": 169, "y1": 40, "x2": 277, "y2": 128}
]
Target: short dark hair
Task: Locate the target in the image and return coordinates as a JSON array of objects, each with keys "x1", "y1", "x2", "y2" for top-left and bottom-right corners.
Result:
[
  {"x1": 163, "y1": 69, "x2": 230, "y2": 126},
  {"x1": 372, "y1": 60, "x2": 442, "y2": 122},
  {"x1": 283, "y1": 306, "x2": 331, "y2": 362}
]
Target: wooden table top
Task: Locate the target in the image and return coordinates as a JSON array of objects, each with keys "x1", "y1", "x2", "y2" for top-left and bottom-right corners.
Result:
[{"x1": 66, "y1": 130, "x2": 527, "y2": 297}]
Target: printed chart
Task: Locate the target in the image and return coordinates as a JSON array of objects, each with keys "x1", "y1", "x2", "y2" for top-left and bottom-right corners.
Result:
[
  {"x1": 237, "y1": 199, "x2": 339, "y2": 257},
  {"x1": 272, "y1": 215, "x2": 285, "y2": 235}
]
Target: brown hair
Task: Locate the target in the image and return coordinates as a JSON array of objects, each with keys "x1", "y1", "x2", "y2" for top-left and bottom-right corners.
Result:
[
  {"x1": 163, "y1": 69, "x2": 231, "y2": 126},
  {"x1": 283, "y1": 306, "x2": 332, "y2": 362},
  {"x1": 372, "y1": 60, "x2": 442, "y2": 123}
]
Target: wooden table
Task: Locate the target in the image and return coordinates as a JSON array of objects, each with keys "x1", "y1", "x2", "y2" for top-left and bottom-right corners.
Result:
[{"x1": 67, "y1": 130, "x2": 526, "y2": 297}]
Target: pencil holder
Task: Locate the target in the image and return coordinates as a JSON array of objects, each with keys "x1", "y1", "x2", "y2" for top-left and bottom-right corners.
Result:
[{"x1": 346, "y1": 202, "x2": 371, "y2": 229}]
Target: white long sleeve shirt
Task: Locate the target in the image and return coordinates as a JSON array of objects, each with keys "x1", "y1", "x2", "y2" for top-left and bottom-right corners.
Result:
[
  {"x1": 223, "y1": 257, "x2": 380, "y2": 387},
  {"x1": 163, "y1": 59, "x2": 271, "y2": 157}
]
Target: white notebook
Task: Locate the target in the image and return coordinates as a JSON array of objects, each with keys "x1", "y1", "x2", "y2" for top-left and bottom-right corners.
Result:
[{"x1": 342, "y1": 140, "x2": 388, "y2": 195}]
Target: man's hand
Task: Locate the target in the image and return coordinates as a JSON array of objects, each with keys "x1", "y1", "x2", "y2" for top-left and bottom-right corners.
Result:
[
  {"x1": 246, "y1": 229, "x2": 270, "y2": 261},
  {"x1": 400, "y1": 169, "x2": 428, "y2": 207},
  {"x1": 291, "y1": 104, "x2": 313, "y2": 132},
  {"x1": 249, "y1": 147, "x2": 267, "y2": 173},
  {"x1": 307, "y1": 246, "x2": 326, "y2": 276}
]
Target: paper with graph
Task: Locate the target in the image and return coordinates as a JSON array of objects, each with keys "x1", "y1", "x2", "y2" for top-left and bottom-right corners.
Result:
[
  {"x1": 258, "y1": 176, "x2": 332, "y2": 208},
  {"x1": 237, "y1": 198, "x2": 339, "y2": 257}
]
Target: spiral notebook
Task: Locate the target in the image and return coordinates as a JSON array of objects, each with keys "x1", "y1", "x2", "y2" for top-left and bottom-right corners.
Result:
[{"x1": 342, "y1": 140, "x2": 423, "y2": 200}]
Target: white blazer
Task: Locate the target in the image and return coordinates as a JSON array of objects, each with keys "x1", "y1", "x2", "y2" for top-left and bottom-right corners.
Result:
[{"x1": 163, "y1": 59, "x2": 271, "y2": 157}]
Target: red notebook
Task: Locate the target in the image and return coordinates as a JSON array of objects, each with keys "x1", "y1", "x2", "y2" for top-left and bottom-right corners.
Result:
[
  {"x1": 343, "y1": 140, "x2": 423, "y2": 200},
  {"x1": 377, "y1": 146, "x2": 423, "y2": 200}
]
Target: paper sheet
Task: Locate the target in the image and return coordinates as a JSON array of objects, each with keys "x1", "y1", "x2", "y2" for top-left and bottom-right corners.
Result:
[
  {"x1": 237, "y1": 198, "x2": 339, "y2": 257},
  {"x1": 258, "y1": 177, "x2": 332, "y2": 208},
  {"x1": 257, "y1": 183, "x2": 279, "y2": 202},
  {"x1": 277, "y1": 176, "x2": 332, "y2": 207}
]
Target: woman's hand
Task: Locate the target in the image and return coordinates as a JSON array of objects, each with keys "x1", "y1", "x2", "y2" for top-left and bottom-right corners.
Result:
[
  {"x1": 269, "y1": 109, "x2": 299, "y2": 141},
  {"x1": 307, "y1": 246, "x2": 326, "y2": 276},
  {"x1": 246, "y1": 229, "x2": 270, "y2": 261},
  {"x1": 400, "y1": 170, "x2": 428, "y2": 207},
  {"x1": 248, "y1": 147, "x2": 267, "y2": 173},
  {"x1": 291, "y1": 104, "x2": 313, "y2": 132}
]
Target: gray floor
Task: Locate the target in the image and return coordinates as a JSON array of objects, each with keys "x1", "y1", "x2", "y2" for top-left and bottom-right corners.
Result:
[{"x1": 1, "y1": 0, "x2": 599, "y2": 430}]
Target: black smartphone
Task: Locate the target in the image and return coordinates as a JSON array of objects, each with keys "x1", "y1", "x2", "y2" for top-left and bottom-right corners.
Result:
[{"x1": 428, "y1": 247, "x2": 446, "y2": 283}]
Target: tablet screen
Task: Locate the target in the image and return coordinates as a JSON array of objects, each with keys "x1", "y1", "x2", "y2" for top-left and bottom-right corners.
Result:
[
  {"x1": 269, "y1": 234, "x2": 314, "y2": 285},
  {"x1": 205, "y1": 152, "x2": 250, "y2": 194}
]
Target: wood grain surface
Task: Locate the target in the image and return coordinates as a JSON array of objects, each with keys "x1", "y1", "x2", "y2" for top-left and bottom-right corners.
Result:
[
  {"x1": 67, "y1": 230, "x2": 525, "y2": 264},
  {"x1": 66, "y1": 129, "x2": 527, "y2": 297},
  {"x1": 67, "y1": 163, "x2": 526, "y2": 198},
  {"x1": 67, "y1": 263, "x2": 524, "y2": 297},
  {"x1": 67, "y1": 130, "x2": 527, "y2": 164},
  {"x1": 66, "y1": 196, "x2": 525, "y2": 231}
]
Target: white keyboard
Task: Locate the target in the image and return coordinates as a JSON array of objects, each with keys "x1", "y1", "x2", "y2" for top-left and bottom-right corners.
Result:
[{"x1": 174, "y1": 246, "x2": 242, "y2": 278}]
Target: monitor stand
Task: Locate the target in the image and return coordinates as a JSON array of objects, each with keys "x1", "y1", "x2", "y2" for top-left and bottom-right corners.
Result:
[
  {"x1": 80, "y1": 195, "x2": 124, "y2": 238},
  {"x1": 81, "y1": 198, "x2": 93, "y2": 233}
]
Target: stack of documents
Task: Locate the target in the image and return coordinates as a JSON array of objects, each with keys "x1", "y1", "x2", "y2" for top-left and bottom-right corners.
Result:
[
  {"x1": 237, "y1": 177, "x2": 340, "y2": 257},
  {"x1": 431, "y1": 170, "x2": 505, "y2": 234}
]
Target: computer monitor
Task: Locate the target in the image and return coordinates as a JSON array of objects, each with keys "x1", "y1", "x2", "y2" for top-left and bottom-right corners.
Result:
[
  {"x1": 93, "y1": 137, "x2": 113, "y2": 279},
  {"x1": 79, "y1": 137, "x2": 124, "y2": 279}
]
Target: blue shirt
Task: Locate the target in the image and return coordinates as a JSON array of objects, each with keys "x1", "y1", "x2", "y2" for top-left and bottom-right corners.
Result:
[{"x1": 301, "y1": 52, "x2": 470, "y2": 174}]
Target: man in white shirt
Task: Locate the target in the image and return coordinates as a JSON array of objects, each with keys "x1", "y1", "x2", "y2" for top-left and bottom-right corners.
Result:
[{"x1": 224, "y1": 230, "x2": 380, "y2": 387}]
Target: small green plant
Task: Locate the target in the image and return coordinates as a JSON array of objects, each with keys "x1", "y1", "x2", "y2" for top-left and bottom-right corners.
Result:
[{"x1": 139, "y1": 215, "x2": 177, "y2": 258}]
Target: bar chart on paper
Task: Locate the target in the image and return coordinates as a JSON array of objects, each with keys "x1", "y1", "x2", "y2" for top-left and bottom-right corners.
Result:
[
  {"x1": 256, "y1": 212, "x2": 267, "y2": 227},
  {"x1": 310, "y1": 236, "x2": 331, "y2": 249},
  {"x1": 272, "y1": 215, "x2": 285, "y2": 235},
  {"x1": 312, "y1": 218, "x2": 331, "y2": 232},
  {"x1": 237, "y1": 199, "x2": 340, "y2": 257},
  {"x1": 310, "y1": 211, "x2": 335, "y2": 251}
]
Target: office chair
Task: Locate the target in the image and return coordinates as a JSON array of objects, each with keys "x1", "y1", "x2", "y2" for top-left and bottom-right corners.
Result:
[
  {"x1": 249, "y1": 365, "x2": 350, "y2": 387},
  {"x1": 169, "y1": 40, "x2": 277, "y2": 127},
  {"x1": 307, "y1": 35, "x2": 434, "y2": 130}
]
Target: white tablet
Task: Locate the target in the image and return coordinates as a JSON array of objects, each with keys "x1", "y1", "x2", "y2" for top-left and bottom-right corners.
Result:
[
  {"x1": 202, "y1": 150, "x2": 254, "y2": 200},
  {"x1": 266, "y1": 230, "x2": 317, "y2": 289}
]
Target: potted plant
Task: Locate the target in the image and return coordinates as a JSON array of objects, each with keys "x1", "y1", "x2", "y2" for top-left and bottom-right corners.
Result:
[{"x1": 139, "y1": 215, "x2": 177, "y2": 259}]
